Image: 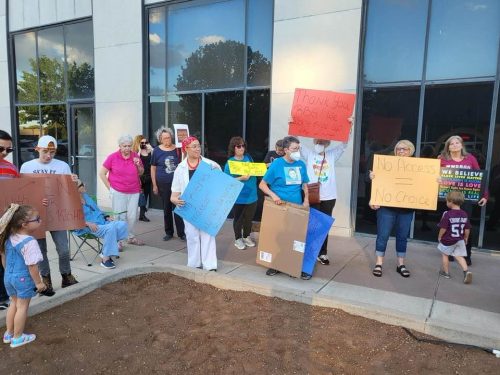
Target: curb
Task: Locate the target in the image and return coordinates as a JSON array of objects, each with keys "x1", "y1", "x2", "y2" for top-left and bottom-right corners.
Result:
[{"x1": 3, "y1": 264, "x2": 498, "y2": 350}]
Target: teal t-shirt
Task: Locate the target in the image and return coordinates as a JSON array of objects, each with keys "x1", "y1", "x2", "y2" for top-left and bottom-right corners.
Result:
[
  {"x1": 224, "y1": 155, "x2": 258, "y2": 204},
  {"x1": 263, "y1": 157, "x2": 309, "y2": 205}
]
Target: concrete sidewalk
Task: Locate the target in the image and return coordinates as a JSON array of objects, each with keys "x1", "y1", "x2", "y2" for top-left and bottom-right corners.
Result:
[{"x1": 2, "y1": 209, "x2": 499, "y2": 349}]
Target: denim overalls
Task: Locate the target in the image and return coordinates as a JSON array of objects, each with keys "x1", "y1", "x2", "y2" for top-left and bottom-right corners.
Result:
[{"x1": 4, "y1": 236, "x2": 37, "y2": 299}]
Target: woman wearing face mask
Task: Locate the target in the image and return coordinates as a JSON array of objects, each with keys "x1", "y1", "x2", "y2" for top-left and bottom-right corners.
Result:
[
  {"x1": 300, "y1": 138, "x2": 348, "y2": 266},
  {"x1": 132, "y1": 135, "x2": 153, "y2": 222}
]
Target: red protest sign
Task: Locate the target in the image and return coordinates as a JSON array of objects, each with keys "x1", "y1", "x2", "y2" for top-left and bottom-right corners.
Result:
[{"x1": 289, "y1": 88, "x2": 355, "y2": 142}]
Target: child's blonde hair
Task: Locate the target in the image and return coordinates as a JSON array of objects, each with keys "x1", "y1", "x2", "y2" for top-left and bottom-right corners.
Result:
[
  {"x1": 0, "y1": 205, "x2": 36, "y2": 254},
  {"x1": 446, "y1": 190, "x2": 465, "y2": 206}
]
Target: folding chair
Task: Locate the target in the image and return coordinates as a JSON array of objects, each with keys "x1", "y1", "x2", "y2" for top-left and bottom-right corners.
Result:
[{"x1": 70, "y1": 231, "x2": 102, "y2": 267}]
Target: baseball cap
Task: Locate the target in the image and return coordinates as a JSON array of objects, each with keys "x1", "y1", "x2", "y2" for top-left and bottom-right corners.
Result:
[{"x1": 37, "y1": 135, "x2": 57, "y2": 149}]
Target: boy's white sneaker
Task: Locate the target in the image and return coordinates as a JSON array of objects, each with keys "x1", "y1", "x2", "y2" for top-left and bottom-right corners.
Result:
[
  {"x1": 234, "y1": 238, "x2": 246, "y2": 250},
  {"x1": 242, "y1": 236, "x2": 255, "y2": 247}
]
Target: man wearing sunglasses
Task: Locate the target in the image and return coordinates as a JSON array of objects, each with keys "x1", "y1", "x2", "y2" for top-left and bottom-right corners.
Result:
[
  {"x1": 0, "y1": 130, "x2": 19, "y2": 180},
  {"x1": 0, "y1": 130, "x2": 19, "y2": 310}
]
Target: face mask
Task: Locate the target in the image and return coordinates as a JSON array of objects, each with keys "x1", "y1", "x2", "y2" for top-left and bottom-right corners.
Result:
[
  {"x1": 290, "y1": 151, "x2": 301, "y2": 161},
  {"x1": 314, "y1": 144, "x2": 325, "y2": 153}
]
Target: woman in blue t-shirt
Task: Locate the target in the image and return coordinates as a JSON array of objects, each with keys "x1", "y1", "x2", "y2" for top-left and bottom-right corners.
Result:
[
  {"x1": 150, "y1": 127, "x2": 186, "y2": 241},
  {"x1": 224, "y1": 137, "x2": 258, "y2": 250}
]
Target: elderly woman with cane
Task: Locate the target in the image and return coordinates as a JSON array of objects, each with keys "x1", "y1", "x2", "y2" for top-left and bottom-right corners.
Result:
[
  {"x1": 99, "y1": 135, "x2": 144, "y2": 246},
  {"x1": 170, "y1": 137, "x2": 221, "y2": 271}
]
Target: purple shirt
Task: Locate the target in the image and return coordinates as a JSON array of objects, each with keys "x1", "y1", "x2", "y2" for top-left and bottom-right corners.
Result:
[
  {"x1": 438, "y1": 209, "x2": 471, "y2": 246},
  {"x1": 103, "y1": 150, "x2": 142, "y2": 193}
]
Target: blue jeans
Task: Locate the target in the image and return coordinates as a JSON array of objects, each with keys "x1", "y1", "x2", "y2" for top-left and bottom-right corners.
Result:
[{"x1": 375, "y1": 207, "x2": 414, "y2": 258}]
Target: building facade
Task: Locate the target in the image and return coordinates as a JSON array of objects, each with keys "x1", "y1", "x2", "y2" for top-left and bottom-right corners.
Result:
[{"x1": 1, "y1": 0, "x2": 499, "y2": 250}]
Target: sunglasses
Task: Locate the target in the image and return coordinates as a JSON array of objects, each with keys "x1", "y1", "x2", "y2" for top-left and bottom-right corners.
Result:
[
  {"x1": 26, "y1": 215, "x2": 41, "y2": 224},
  {"x1": 0, "y1": 146, "x2": 14, "y2": 153},
  {"x1": 235, "y1": 144, "x2": 245, "y2": 149},
  {"x1": 140, "y1": 141, "x2": 149, "y2": 145}
]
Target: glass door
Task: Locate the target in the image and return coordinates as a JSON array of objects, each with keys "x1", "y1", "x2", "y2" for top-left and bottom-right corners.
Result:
[{"x1": 69, "y1": 104, "x2": 96, "y2": 196}]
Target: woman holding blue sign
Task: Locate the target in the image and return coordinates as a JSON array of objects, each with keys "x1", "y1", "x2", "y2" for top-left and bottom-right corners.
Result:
[
  {"x1": 439, "y1": 135, "x2": 488, "y2": 265},
  {"x1": 300, "y1": 138, "x2": 348, "y2": 266},
  {"x1": 224, "y1": 137, "x2": 258, "y2": 250},
  {"x1": 170, "y1": 136, "x2": 221, "y2": 271}
]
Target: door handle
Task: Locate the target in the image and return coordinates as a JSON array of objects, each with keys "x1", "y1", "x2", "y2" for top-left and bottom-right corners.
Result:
[{"x1": 70, "y1": 155, "x2": 75, "y2": 166}]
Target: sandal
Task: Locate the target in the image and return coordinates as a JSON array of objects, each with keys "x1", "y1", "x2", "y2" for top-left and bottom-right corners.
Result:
[
  {"x1": 372, "y1": 264, "x2": 383, "y2": 277},
  {"x1": 127, "y1": 237, "x2": 144, "y2": 246},
  {"x1": 397, "y1": 265, "x2": 410, "y2": 278}
]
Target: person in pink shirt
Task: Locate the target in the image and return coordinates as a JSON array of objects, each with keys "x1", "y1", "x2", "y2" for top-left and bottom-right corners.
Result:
[
  {"x1": 99, "y1": 135, "x2": 145, "y2": 246},
  {"x1": 439, "y1": 135, "x2": 488, "y2": 265}
]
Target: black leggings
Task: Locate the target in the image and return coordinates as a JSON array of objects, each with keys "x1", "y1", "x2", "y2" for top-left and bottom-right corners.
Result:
[
  {"x1": 233, "y1": 202, "x2": 258, "y2": 239},
  {"x1": 311, "y1": 199, "x2": 336, "y2": 256},
  {"x1": 159, "y1": 182, "x2": 185, "y2": 237}
]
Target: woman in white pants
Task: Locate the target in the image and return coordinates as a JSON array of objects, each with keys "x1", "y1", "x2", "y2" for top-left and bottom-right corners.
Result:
[
  {"x1": 99, "y1": 135, "x2": 145, "y2": 245},
  {"x1": 170, "y1": 136, "x2": 220, "y2": 271}
]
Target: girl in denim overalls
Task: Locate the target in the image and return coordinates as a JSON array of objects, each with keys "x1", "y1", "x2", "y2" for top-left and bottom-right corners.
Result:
[{"x1": 1, "y1": 204, "x2": 46, "y2": 348}]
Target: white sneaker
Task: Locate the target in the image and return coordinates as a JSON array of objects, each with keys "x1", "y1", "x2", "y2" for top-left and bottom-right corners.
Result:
[
  {"x1": 242, "y1": 236, "x2": 256, "y2": 247},
  {"x1": 234, "y1": 238, "x2": 246, "y2": 250}
]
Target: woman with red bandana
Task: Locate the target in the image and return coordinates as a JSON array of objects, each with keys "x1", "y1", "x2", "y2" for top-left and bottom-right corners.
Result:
[{"x1": 170, "y1": 137, "x2": 221, "y2": 271}]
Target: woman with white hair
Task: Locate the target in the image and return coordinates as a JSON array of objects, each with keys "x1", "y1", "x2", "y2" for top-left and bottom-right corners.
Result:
[
  {"x1": 99, "y1": 135, "x2": 145, "y2": 245},
  {"x1": 369, "y1": 140, "x2": 416, "y2": 278},
  {"x1": 150, "y1": 127, "x2": 186, "y2": 241}
]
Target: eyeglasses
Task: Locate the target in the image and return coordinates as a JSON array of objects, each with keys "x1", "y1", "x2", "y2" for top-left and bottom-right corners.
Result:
[
  {"x1": 396, "y1": 147, "x2": 410, "y2": 152},
  {"x1": 26, "y1": 215, "x2": 41, "y2": 224},
  {"x1": 235, "y1": 144, "x2": 245, "y2": 149},
  {"x1": 0, "y1": 146, "x2": 14, "y2": 153},
  {"x1": 140, "y1": 141, "x2": 149, "y2": 145}
]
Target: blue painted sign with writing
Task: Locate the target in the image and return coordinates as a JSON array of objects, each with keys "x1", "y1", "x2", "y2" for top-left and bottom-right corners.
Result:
[
  {"x1": 174, "y1": 161, "x2": 243, "y2": 236},
  {"x1": 302, "y1": 208, "x2": 335, "y2": 275}
]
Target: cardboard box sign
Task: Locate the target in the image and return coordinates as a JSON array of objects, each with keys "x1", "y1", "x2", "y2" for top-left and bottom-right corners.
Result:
[{"x1": 256, "y1": 198, "x2": 309, "y2": 278}]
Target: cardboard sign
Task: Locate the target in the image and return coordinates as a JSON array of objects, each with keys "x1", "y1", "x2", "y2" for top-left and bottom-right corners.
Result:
[
  {"x1": 228, "y1": 160, "x2": 267, "y2": 176},
  {"x1": 370, "y1": 155, "x2": 440, "y2": 210},
  {"x1": 173, "y1": 124, "x2": 189, "y2": 148},
  {"x1": 302, "y1": 208, "x2": 335, "y2": 276},
  {"x1": 174, "y1": 161, "x2": 243, "y2": 236},
  {"x1": 439, "y1": 168, "x2": 485, "y2": 201},
  {"x1": 256, "y1": 198, "x2": 309, "y2": 278},
  {"x1": 289, "y1": 88, "x2": 355, "y2": 142},
  {"x1": 1, "y1": 175, "x2": 84, "y2": 238}
]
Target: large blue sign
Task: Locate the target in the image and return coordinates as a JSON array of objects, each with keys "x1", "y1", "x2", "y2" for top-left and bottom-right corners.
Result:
[
  {"x1": 302, "y1": 208, "x2": 335, "y2": 275},
  {"x1": 174, "y1": 161, "x2": 243, "y2": 236}
]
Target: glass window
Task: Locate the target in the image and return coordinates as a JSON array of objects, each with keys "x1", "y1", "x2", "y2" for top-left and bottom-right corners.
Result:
[
  {"x1": 355, "y1": 87, "x2": 420, "y2": 234},
  {"x1": 65, "y1": 21, "x2": 95, "y2": 99},
  {"x1": 205, "y1": 91, "x2": 243, "y2": 166},
  {"x1": 413, "y1": 83, "x2": 494, "y2": 244},
  {"x1": 484, "y1": 94, "x2": 500, "y2": 249},
  {"x1": 167, "y1": 0, "x2": 245, "y2": 91},
  {"x1": 167, "y1": 94, "x2": 202, "y2": 141},
  {"x1": 148, "y1": 7, "x2": 166, "y2": 95},
  {"x1": 41, "y1": 104, "x2": 68, "y2": 162},
  {"x1": 149, "y1": 96, "x2": 166, "y2": 144},
  {"x1": 246, "y1": 89, "x2": 270, "y2": 161},
  {"x1": 17, "y1": 106, "x2": 40, "y2": 163},
  {"x1": 38, "y1": 27, "x2": 65, "y2": 102},
  {"x1": 14, "y1": 32, "x2": 38, "y2": 103},
  {"x1": 247, "y1": 0, "x2": 272, "y2": 86},
  {"x1": 363, "y1": 0, "x2": 428, "y2": 84},
  {"x1": 426, "y1": 0, "x2": 500, "y2": 80}
]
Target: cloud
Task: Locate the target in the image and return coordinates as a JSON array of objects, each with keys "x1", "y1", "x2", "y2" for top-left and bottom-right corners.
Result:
[
  {"x1": 149, "y1": 33, "x2": 162, "y2": 45},
  {"x1": 196, "y1": 35, "x2": 226, "y2": 46},
  {"x1": 149, "y1": 10, "x2": 164, "y2": 24},
  {"x1": 466, "y1": 2, "x2": 487, "y2": 11}
]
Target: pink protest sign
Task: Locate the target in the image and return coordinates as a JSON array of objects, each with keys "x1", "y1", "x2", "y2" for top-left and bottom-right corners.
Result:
[{"x1": 289, "y1": 88, "x2": 355, "y2": 142}]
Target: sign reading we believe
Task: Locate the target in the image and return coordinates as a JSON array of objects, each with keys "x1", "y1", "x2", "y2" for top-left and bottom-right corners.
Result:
[{"x1": 370, "y1": 155, "x2": 440, "y2": 210}]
